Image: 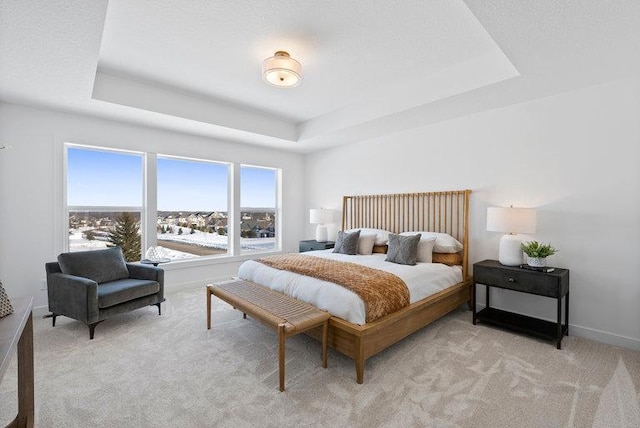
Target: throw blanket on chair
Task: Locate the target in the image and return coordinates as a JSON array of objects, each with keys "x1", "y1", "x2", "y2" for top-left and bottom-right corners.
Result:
[{"x1": 256, "y1": 254, "x2": 409, "y2": 323}]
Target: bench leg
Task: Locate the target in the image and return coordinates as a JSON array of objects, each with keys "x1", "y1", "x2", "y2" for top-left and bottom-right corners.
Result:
[
  {"x1": 206, "y1": 287, "x2": 212, "y2": 330},
  {"x1": 322, "y1": 320, "x2": 328, "y2": 369},
  {"x1": 278, "y1": 324, "x2": 286, "y2": 392}
]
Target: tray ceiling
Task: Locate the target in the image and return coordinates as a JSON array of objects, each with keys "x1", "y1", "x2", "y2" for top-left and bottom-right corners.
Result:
[{"x1": 1, "y1": 0, "x2": 638, "y2": 152}]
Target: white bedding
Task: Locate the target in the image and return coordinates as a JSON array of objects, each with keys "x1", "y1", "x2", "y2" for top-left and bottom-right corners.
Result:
[{"x1": 237, "y1": 250, "x2": 463, "y2": 325}]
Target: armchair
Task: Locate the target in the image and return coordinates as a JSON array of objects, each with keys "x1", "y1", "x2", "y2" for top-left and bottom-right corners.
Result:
[{"x1": 45, "y1": 247, "x2": 165, "y2": 339}]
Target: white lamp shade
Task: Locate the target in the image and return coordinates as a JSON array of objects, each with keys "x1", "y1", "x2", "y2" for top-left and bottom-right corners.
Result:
[
  {"x1": 487, "y1": 206, "x2": 537, "y2": 266},
  {"x1": 486, "y1": 207, "x2": 537, "y2": 234},
  {"x1": 309, "y1": 208, "x2": 334, "y2": 225}
]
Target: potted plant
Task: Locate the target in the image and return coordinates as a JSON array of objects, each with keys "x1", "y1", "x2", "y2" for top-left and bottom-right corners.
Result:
[{"x1": 521, "y1": 241, "x2": 558, "y2": 267}]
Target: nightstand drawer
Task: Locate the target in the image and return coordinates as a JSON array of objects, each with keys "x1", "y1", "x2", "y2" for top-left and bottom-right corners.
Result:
[{"x1": 474, "y1": 264, "x2": 563, "y2": 298}]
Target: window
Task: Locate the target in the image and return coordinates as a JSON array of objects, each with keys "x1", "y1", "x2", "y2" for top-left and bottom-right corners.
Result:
[
  {"x1": 66, "y1": 146, "x2": 144, "y2": 261},
  {"x1": 156, "y1": 156, "x2": 229, "y2": 260},
  {"x1": 240, "y1": 165, "x2": 278, "y2": 254},
  {"x1": 65, "y1": 145, "x2": 282, "y2": 262}
]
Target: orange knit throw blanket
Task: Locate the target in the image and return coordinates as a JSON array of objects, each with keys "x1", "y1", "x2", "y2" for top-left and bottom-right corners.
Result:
[{"x1": 256, "y1": 254, "x2": 409, "y2": 323}]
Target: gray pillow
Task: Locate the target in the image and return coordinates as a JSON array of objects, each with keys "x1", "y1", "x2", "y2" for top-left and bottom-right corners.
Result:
[
  {"x1": 333, "y1": 230, "x2": 361, "y2": 255},
  {"x1": 386, "y1": 233, "x2": 420, "y2": 265},
  {"x1": 58, "y1": 247, "x2": 129, "y2": 284}
]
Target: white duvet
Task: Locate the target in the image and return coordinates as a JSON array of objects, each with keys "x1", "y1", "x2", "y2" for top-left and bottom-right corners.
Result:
[{"x1": 237, "y1": 250, "x2": 462, "y2": 325}]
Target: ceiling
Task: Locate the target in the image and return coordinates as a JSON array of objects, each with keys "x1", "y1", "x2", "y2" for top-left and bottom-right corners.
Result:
[{"x1": 1, "y1": 0, "x2": 639, "y2": 153}]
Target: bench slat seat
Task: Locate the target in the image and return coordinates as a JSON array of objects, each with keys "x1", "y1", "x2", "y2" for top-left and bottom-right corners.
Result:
[{"x1": 207, "y1": 280, "x2": 330, "y2": 391}]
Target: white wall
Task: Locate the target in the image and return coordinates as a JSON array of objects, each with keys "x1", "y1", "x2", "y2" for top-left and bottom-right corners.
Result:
[
  {"x1": 0, "y1": 103, "x2": 305, "y2": 309},
  {"x1": 304, "y1": 77, "x2": 640, "y2": 350}
]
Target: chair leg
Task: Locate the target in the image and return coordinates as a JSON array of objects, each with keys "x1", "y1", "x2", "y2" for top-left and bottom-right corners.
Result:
[
  {"x1": 52, "y1": 314, "x2": 57, "y2": 327},
  {"x1": 154, "y1": 302, "x2": 162, "y2": 315},
  {"x1": 88, "y1": 321, "x2": 103, "y2": 340}
]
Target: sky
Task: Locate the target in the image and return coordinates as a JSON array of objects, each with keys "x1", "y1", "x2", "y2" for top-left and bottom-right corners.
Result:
[{"x1": 67, "y1": 147, "x2": 276, "y2": 211}]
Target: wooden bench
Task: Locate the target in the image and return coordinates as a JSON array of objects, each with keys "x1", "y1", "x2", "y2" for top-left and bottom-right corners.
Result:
[{"x1": 206, "y1": 280, "x2": 330, "y2": 391}]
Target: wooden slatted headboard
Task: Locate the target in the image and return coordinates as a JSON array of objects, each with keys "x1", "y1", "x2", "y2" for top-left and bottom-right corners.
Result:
[{"x1": 341, "y1": 190, "x2": 472, "y2": 280}]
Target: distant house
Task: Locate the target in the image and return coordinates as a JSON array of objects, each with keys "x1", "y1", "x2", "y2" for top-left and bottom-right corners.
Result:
[
  {"x1": 187, "y1": 213, "x2": 206, "y2": 228},
  {"x1": 162, "y1": 215, "x2": 178, "y2": 225}
]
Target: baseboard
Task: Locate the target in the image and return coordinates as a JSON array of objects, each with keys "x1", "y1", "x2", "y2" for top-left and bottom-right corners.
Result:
[
  {"x1": 474, "y1": 303, "x2": 640, "y2": 351},
  {"x1": 33, "y1": 305, "x2": 50, "y2": 317},
  {"x1": 567, "y1": 324, "x2": 640, "y2": 351},
  {"x1": 164, "y1": 275, "x2": 235, "y2": 295}
]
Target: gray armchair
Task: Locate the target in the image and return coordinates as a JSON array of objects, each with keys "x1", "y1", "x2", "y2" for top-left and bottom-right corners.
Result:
[{"x1": 45, "y1": 247, "x2": 165, "y2": 339}]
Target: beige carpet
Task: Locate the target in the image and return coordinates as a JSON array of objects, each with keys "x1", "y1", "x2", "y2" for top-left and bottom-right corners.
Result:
[{"x1": 1, "y1": 287, "x2": 639, "y2": 427}]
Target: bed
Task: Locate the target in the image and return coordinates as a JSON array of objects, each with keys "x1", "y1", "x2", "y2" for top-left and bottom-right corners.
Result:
[{"x1": 239, "y1": 190, "x2": 472, "y2": 383}]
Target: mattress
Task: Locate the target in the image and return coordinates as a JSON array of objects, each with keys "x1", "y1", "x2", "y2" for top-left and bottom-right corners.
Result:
[{"x1": 237, "y1": 249, "x2": 463, "y2": 325}]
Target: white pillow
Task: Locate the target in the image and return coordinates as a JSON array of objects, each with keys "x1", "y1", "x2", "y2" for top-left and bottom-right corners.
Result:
[
  {"x1": 346, "y1": 228, "x2": 391, "y2": 246},
  {"x1": 399, "y1": 233, "x2": 436, "y2": 262},
  {"x1": 399, "y1": 231, "x2": 463, "y2": 254},
  {"x1": 357, "y1": 233, "x2": 376, "y2": 255}
]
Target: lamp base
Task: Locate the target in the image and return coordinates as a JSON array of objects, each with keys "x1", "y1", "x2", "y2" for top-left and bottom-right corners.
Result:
[
  {"x1": 498, "y1": 234, "x2": 523, "y2": 266},
  {"x1": 315, "y1": 225, "x2": 328, "y2": 242}
]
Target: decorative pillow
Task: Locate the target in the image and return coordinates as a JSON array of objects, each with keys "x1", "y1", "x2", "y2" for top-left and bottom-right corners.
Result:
[
  {"x1": 58, "y1": 247, "x2": 130, "y2": 284},
  {"x1": 357, "y1": 233, "x2": 377, "y2": 255},
  {"x1": 432, "y1": 252, "x2": 463, "y2": 266},
  {"x1": 0, "y1": 280, "x2": 14, "y2": 318},
  {"x1": 346, "y1": 228, "x2": 391, "y2": 246},
  {"x1": 412, "y1": 236, "x2": 437, "y2": 263},
  {"x1": 385, "y1": 233, "x2": 421, "y2": 265},
  {"x1": 333, "y1": 230, "x2": 361, "y2": 255},
  {"x1": 399, "y1": 231, "x2": 463, "y2": 254}
]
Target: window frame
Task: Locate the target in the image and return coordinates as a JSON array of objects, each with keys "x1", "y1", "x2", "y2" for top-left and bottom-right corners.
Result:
[
  {"x1": 64, "y1": 143, "x2": 145, "y2": 255},
  {"x1": 61, "y1": 143, "x2": 283, "y2": 266},
  {"x1": 239, "y1": 163, "x2": 282, "y2": 255},
  {"x1": 154, "y1": 154, "x2": 232, "y2": 260}
]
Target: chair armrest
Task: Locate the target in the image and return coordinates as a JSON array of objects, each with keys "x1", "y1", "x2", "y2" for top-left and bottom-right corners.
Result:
[
  {"x1": 127, "y1": 263, "x2": 165, "y2": 298},
  {"x1": 127, "y1": 263, "x2": 163, "y2": 281},
  {"x1": 47, "y1": 273, "x2": 99, "y2": 323}
]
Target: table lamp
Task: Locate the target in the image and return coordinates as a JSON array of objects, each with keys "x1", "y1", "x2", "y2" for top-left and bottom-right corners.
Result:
[
  {"x1": 487, "y1": 206, "x2": 537, "y2": 266},
  {"x1": 309, "y1": 208, "x2": 335, "y2": 242}
]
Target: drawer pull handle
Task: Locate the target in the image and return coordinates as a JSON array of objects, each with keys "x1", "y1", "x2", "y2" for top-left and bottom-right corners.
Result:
[{"x1": 508, "y1": 277, "x2": 515, "y2": 283}]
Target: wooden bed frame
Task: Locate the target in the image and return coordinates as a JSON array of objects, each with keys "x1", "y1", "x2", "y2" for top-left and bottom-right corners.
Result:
[{"x1": 306, "y1": 190, "x2": 472, "y2": 383}]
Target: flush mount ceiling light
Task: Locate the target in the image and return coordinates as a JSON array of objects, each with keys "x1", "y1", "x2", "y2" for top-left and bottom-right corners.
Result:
[{"x1": 262, "y1": 51, "x2": 302, "y2": 88}]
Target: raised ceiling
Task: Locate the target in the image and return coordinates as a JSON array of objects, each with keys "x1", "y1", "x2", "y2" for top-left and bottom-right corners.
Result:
[{"x1": 1, "y1": 0, "x2": 639, "y2": 153}]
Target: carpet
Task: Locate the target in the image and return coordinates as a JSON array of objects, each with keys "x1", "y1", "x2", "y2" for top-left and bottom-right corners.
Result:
[{"x1": 1, "y1": 287, "x2": 639, "y2": 427}]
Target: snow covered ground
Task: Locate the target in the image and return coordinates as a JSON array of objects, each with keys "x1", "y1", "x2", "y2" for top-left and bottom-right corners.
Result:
[
  {"x1": 68, "y1": 229, "x2": 110, "y2": 251},
  {"x1": 69, "y1": 227, "x2": 276, "y2": 260}
]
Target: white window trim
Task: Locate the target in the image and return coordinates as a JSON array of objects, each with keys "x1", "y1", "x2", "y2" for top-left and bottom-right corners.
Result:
[
  {"x1": 63, "y1": 143, "x2": 145, "y2": 253},
  {"x1": 238, "y1": 163, "x2": 281, "y2": 256},
  {"x1": 58, "y1": 142, "x2": 284, "y2": 266}
]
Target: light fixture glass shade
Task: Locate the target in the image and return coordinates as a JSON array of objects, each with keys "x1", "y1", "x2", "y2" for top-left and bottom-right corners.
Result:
[
  {"x1": 262, "y1": 51, "x2": 302, "y2": 88},
  {"x1": 487, "y1": 206, "x2": 537, "y2": 266}
]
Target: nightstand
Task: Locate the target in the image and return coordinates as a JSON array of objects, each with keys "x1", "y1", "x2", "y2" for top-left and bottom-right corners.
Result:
[
  {"x1": 473, "y1": 259, "x2": 570, "y2": 349},
  {"x1": 299, "y1": 240, "x2": 335, "y2": 252}
]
